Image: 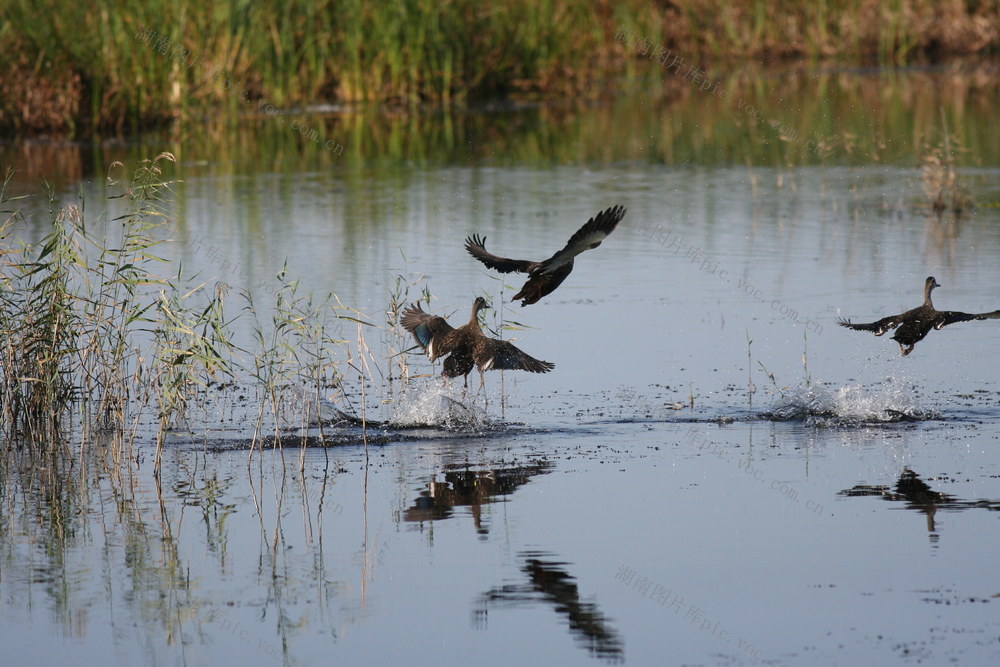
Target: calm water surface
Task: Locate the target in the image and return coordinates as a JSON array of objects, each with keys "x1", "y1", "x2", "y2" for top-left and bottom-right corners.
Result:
[{"x1": 3, "y1": 65, "x2": 1000, "y2": 665}]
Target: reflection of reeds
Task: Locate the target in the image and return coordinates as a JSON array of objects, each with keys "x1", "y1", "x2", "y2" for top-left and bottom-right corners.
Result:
[
  {"x1": 1, "y1": 431, "x2": 197, "y2": 642},
  {"x1": 4, "y1": 62, "x2": 998, "y2": 176}
]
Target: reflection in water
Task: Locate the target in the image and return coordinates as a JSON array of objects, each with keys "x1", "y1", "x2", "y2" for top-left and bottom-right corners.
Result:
[
  {"x1": 0, "y1": 440, "x2": 355, "y2": 664},
  {"x1": 0, "y1": 437, "x2": 197, "y2": 651},
  {"x1": 474, "y1": 551, "x2": 624, "y2": 663},
  {"x1": 3, "y1": 62, "x2": 999, "y2": 217},
  {"x1": 838, "y1": 468, "x2": 1000, "y2": 534},
  {"x1": 404, "y1": 461, "x2": 553, "y2": 535}
]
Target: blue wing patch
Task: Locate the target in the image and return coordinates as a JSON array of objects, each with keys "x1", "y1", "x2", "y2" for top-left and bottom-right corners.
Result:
[{"x1": 412, "y1": 322, "x2": 434, "y2": 349}]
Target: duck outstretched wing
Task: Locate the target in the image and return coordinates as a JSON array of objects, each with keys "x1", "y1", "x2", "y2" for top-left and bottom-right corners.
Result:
[
  {"x1": 935, "y1": 309, "x2": 1000, "y2": 329},
  {"x1": 536, "y1": 205, "x2": 626, "y2": 274},
  {"x1": 464, "y1": 234, "x2": 537, "y2": 274},
  {"x1": 837, "y1": 315, "x2": 905, "y2": 336},
  {"x1": 478, "y1": 338, "x2": 554, "y2": 373}
]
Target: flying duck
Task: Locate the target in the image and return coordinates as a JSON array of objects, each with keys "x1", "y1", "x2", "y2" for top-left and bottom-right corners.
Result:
[
  {"x1": 464, "y1": 205, "x2": 626, "y2": 306},
  {"x1": 838, "y1": 276, "x2": 1000, "y2": 355},
  {"x1": 401, "y1": 297, "x2": 554, "y2": 389}
]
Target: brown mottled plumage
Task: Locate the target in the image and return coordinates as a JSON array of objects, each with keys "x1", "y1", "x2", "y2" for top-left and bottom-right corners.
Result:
[
  {"x1": 464, "y1": 205, "x2": 626, "y2": 306},
  {"x1": 838, "y1": 276, "x2": 1000, "y2": 355},
  {"x1": 401, "y1": 297, "x2": 554, "y2": 389}
]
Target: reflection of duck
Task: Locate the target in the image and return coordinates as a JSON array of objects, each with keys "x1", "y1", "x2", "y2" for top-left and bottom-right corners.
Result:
[
  {"x1": 464, "y1": 205, "x2": 626, "y2": 306},
  {"x1": 894, "y1": 468, "x2": 950, "y2": 532},
  {"x1": 838, "y1": 468, "x2": 966, "y2": 533},
  {"x1": 838, "y1": 276, "x2": 1000, "y2": 355},
  {"x1": 894, "y1": 468, "x2": 949, "y2": 505},
  {"x1": 401, "y1": 297, "x2": 554, "y2": 389},
  {"x1": 475, "y1": 551, "x2": 624, "y2": 663},
  {"x1": 404, "y1": 462, "x2": 554, "y2": 534}
]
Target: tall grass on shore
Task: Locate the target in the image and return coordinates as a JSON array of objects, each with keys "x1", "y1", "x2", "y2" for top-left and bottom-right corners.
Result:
[{"x1": 2, "y1": 0, "x2": 998, "y2": 133}]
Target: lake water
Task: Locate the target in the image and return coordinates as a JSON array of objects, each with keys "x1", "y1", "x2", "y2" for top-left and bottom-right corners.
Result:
[{"x1": 3, "y1": 63, "x2": 1000, "y2": 665}]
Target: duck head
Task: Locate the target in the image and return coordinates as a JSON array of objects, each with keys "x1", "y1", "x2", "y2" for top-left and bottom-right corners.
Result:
[
  {"x1": 924, "y1": 276, "x2": 940, "y2": 305},
  {"x1": 469, "y1": 296, "x2": 491, "y2": 325}
]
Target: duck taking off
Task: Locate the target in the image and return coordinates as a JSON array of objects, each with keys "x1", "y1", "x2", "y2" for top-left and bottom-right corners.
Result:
[
  {"x1": 464, "y1": 205, "x2": 626, "y2": 306},
  {"x1": 401, "y1": 297, "x2": 554, "y2": 389},
  {"x1": 838, "y1": 276, "x2": 1000, "y2": 355}
]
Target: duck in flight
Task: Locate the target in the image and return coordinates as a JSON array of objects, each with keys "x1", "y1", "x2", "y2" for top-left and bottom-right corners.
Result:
[
  {"x1": 464, "y1": 205, "x2": 626, "y2": 306},
  {"x1": 401, "y1": 296, "x2": 554, "y2": 390},
  {"x1": 838, "y1": 276, "x2": 1000, "y2": 355}
]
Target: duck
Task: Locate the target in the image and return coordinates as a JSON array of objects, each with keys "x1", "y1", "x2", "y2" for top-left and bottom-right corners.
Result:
[
  {"x1": 838, "y1": 276, "x2": 1000, "y2": 355},
  {"x1": 464, "y1": 205, "x2": 626, "y2": 306},
  {"x1": 401, "y1": 296, "x2": 554, "y2": 389}
]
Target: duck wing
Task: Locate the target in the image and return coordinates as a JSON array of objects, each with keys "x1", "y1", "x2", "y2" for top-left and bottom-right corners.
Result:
[
  {"x1": 935, "y1": 309, "x2": 1000, "y2": 329},
  {"x1": 837, "y1": 314, "x2": 906, "y2": 336},
  {"x1": 476, "y1": 338, "x2": 554, "y2": 373},
  {"x1": 464, "y1": 234, "x2": 537, "y2": 274},
  {"x1": 535, "y1": 205, "x2": 626, "y2": 275},
  {"x1": 401, "y1": 303, "x2": 455, "y2": 360}
]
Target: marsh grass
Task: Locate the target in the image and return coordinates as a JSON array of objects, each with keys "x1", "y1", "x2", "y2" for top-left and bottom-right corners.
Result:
[
  {"x1": 0, "y1": 154, "x2": 392, "y2": 461},
  {"x1": 753, "y1": 331, "x2": 812, "y2": 408},
  {"x1": 152, "y1": 279, "x2": 237, "y2": 472},
  {"x1": 920, "y1": 111, "x2": 974, "y2": 219},
  {"x1": 0, "y1": 154, "x2": 215, "y2": 453},
  {"x1": 243, "y1": 267, "x2": 352, "y2": 470},
  {"x1": 2, "y1": 1, "x2": 997, "y2": 132},
  {"x1": 0, "y1": 202, "x2": 80, "y2": 445},
  {"x1": 383, "y1": 264, "x2": 432, "y2": 400}
]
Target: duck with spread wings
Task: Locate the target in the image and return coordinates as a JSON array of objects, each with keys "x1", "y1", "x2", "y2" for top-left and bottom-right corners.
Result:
[
  {"x1": 838, "y1": 276, "x2": 1000, "y2": 355},
  {"x1": 401, "y1": 297, "x2": 554, "y2": 389},
  {"x1": 464, "y1": 205, "x2": 626, "y2": 306}
]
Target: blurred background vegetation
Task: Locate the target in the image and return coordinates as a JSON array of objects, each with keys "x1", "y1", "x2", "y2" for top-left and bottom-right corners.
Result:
[{"x1": 1, "y1": 0, "x2": 998, "y2": 134}]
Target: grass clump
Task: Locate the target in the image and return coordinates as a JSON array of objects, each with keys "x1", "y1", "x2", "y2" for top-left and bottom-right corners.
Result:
[
  {"x1": 920, "y1": 111, "x2": 974, "y2": 219},
  {"x1": 0, "y1": 153, "x2": 397, "y2": 460},
  {"x1": 0, "y1": 154, "x2": 243, "y2": 457}
]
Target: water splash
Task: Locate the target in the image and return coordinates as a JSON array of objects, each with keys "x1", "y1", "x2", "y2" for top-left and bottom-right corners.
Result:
[
  {"x1": 764, "y1": 377, "x2": 931, "y2": 425},
  {"x1": 389, "y1": 383, "x2": 492, "y2": 431}
]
